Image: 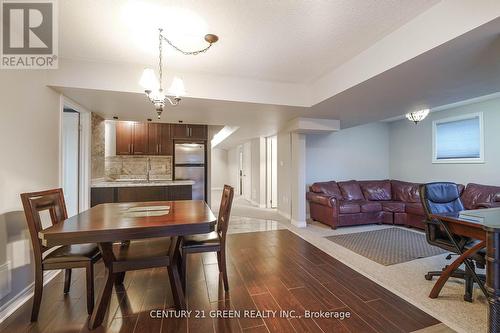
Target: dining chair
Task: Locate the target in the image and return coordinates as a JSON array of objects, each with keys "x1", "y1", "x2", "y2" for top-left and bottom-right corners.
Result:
[
  {"x1": 181, "y1": 185, "x2": 234, "y2": 291},
  {"x1": 20, "y1": 188, "x2": 101, "y2": 321},
  {"x1": 419, "y1": 182, "x2": 485, "y2": 302}
]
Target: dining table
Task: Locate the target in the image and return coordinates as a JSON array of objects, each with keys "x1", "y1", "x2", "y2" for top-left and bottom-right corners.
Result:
[
  {"x1": 430, "y1": 207, "x2": 500, "y2": 333},
  {"x1": 38, "y1": 200, "x2": 217, "y2": 330}
]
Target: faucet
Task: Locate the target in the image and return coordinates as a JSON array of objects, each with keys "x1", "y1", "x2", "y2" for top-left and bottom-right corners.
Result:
[{"x1": 146, "y1": 157, "x2": 151, "y2": 183}]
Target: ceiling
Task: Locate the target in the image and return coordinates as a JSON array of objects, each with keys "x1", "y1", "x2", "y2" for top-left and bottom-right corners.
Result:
[
  {"x1": 59, "y1": 0, "x2": 439, "y2": 84},
  {"x1": 55, "y1": 16, "x2": 500, "y2": 149}
]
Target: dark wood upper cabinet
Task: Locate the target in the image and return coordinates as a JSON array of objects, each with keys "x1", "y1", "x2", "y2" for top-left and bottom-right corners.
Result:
[
  {"x1": 159, "y1": 124, "x2": 173, "y2": 155},
  {"x1": 117, "y1": 121, "x2": 203, "y2": 156},
  {"x1": 132, "y1": 122, "x2": 148, "y2": 154},
  {"x1": 116, "y1": 121, "x2": 134, "y2": 155},
  {"x1": 148, "y1": 123, "x2": 172, "y2": 155},
  {"x1": 172, "y1": 124, "x2": 207, "y2": 140}
]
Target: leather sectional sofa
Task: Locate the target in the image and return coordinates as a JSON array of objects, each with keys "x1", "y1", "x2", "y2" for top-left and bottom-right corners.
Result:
[{"x1": 307, "y1": 180, "x2": 500, "y2": 229}]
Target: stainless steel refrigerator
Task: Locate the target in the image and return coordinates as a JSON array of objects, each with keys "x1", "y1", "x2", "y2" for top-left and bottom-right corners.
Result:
[{"x1": 174, "y1": 143, "x2": 205, "y2": 200}]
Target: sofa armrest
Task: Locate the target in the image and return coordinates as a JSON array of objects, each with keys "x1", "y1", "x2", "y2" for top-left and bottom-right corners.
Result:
[
  {"x1": 476, "y1": 202, "x2": 500, "y2": 209},
  {"x1": 306, "y1": 192, "x2": 337, "y2": 208}
]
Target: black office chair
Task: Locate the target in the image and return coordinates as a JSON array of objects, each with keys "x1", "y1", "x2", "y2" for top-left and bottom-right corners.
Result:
[{"x1": 420, "y1": 182, "x2": 485, "y2": 302}]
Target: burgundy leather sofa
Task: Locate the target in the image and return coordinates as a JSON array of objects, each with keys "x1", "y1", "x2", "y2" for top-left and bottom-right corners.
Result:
[{"x1": 307, "y1": 180, "x2": 500, "y2": 229}]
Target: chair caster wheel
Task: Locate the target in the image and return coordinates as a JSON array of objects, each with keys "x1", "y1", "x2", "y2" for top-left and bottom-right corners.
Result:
[
  {"x1": 464, "y1": 295, "x2": 473, "y2": 302},
  {"x1": 424, "y1": 274, "x2": 433, "y2": 281}
]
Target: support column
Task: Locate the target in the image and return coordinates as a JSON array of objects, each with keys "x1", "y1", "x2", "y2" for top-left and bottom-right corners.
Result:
[{"x1": 290, "y1": 132, "x2": 306, "y2": 227}]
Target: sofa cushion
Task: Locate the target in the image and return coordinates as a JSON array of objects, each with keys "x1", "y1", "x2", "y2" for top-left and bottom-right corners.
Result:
[
  {"x1": 461, "y1": 183, "x2": 500, "y2": 210},
  {"x1": 406, "y1": 202, "x2": 425, "y2": 216},
  {"x1": 338, "y1": 181, "x2": 364, "y2": 201},
  {"x1": 382, "y1": 201, "x2": 406, "y2": 213},
  {"x1": 310, "y1": 181, "x2": 343, "y2": 199},
  {"x1": 391, "y1": 180, "x2": 421, "y2": 203},
  {"x1": 360, "y1": 201, "x2": 382, "y2": 213},
  {"x1": 359, "y1": 180, "x2": 392, "y2": 201},
  {"x1": 339, "y1": 201, "x2": 361, "y2": 214}
]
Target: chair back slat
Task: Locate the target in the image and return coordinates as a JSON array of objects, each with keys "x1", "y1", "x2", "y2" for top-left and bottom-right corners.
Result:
[
  {"x1": 216, "y1": 185, "x2": 234, "y2": 241},
  {"x1": 20, "y1": 188, "x2": 68, "y2": 258}
]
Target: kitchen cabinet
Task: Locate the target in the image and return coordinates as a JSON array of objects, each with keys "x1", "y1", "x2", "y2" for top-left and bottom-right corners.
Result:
[
  {"x1": 172, "y1": 124, "x2": 207, "y2": 140},
  {"x1": 116, "y1": 121, "x2": 148, "y2": 155},
  {"x1": 148, "y1": 123, "x2": 172, "y2": 155},
  {"x1": 91, "y1": 184, "x2": 192, "y2": 207},
  {"x1": 116, "y1": 121, "x2": 134, "y2": 155}
]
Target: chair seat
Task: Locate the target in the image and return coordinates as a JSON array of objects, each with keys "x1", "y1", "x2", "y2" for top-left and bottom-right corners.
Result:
[
  {"x1": 182, "y1": 231, "x2": 221, "y2": 250},
  {"x1": 43, "y1": 244, "x2": 100, "y2": 264}
]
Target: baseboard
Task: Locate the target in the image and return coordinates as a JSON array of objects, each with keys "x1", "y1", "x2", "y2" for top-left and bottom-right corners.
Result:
[
  {"x1": 278, "y1": 210, "x2": 291, "y2": 220},
  {"x1": 0, "y1": 270, "x2": 61, "y2": 325},
  {"x1": 291, "y1": 219, "x2": 307, "y2": 228}
]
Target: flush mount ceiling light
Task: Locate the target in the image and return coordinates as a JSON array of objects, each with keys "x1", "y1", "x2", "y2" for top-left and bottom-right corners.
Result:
[
  {"x1": 140, "y1": 29, "x2": 219, "y2": 119},
  {"x1": 405, "y1": 109, "x2": 430, "y2": 124}
]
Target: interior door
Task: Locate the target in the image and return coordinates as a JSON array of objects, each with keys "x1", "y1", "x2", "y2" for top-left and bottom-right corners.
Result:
[
  {"x1": 242, "y1": 142, "x2": 252, "y2": 200},
  {"x1": 62, "y1": 111, "x2": 80, "y2": 217}
]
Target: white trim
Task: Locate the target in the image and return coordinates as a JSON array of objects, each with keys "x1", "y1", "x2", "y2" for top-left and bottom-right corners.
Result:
[
  {"x1": 0, "y1": 270, "x2": 60, "y2": 325},
  {"x1": 278, "y1": 210, "x2": 291, "y2": 221},
  {"x1": 291, "y1": 219, "x2": 307, "y2": 228},
  {"x1": 431, "y1": 112, "x2": 484, "y2": 164}
]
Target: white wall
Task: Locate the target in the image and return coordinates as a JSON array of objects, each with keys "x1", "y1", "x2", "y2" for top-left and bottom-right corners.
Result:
[
  {"x1": 277, "y1": 131, "x2": 292, "y2": 218},
  {"x1": 250, "y1": 138, "x2": 266, "y2": 207},
  {"x1": 211, "y1": 148, "x2": 229, "y2": 190},
  {"x1": 389, "y1": 97, "x2": 500, "y2": 186},
  {"x1": 0, "y1": 71, "x2": 60, "y2": 311},
  {"x1": 306, "y1": 122, "x2": 390, "y2": 185}
]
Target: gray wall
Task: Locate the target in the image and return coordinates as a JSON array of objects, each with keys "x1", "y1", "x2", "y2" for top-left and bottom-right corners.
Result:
[
  {"x1": 389, "y1": 97, "x2": 500, "y2": 186},
  {"x1": 306, "y1": 122, "x2": 390, "y2": 185}
]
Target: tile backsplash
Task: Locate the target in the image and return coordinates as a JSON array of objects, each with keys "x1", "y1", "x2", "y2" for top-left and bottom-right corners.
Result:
[{"x1": 105, "y1": 155, "x2": 172, "y2": 180}]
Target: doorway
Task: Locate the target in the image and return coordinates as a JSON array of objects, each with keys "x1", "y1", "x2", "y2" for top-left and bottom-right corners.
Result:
[
  {"x1": 62, "y1": 109, "x2": 80, "y2": 217},
  {"x1": 266, "y1": 135, "x2": 278, "y2": 208},
  {"x1": 60, "y1": 97, "x2": 91, "y2": 217}
]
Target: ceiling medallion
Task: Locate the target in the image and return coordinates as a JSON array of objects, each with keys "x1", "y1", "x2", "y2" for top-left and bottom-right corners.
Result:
[
  {"x1": 405, "y1": 109, "x2": 430, "y2": 124},
  {"x1": 139, "y1": 29, "x2": 219, "y2": 119}
]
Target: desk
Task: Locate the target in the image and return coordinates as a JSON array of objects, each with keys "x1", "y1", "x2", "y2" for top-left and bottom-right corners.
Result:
[
  {"x1": 431, "y1": 207, "x2": 500, "y2": 333},
  {"x1": 39, "y1": 200, "x2": 216, "y2": 329}
]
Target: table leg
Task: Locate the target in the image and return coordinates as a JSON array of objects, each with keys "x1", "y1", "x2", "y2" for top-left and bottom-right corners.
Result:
[
  {"x1": 168, "y1": 237, "x2": 186, "y2": 310},
  {"x1": 89, "y1": 242, "x2": 116, "y2": 330},
  {"x1": 486, "y1": 230, "x2": 500, "y2": 332},
  {"x1": 429, "y1": 241, "x2": 485, "y2": 298}
]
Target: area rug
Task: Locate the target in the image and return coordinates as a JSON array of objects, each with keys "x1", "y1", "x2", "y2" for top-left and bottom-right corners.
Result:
[{"x1": 325, "y1": 227, "x2": 447, "y2": 266}]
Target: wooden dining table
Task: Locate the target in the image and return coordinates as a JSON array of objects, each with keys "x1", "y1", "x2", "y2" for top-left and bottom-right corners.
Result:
[{"x1": 38, "y1": 200, "x2": 217, "y2": 330}]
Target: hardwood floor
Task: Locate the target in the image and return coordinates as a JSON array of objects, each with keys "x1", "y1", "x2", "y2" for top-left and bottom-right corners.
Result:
[{"x1": 1, "y1": 230, "x2": 439, "y2": 332}]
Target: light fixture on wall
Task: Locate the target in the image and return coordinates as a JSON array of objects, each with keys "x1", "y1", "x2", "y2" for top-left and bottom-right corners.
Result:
[
  {"x1": 139, "y1": 28, "x2": 219, "y2": 119},
  {"x1": 405, "y1": 109, "x2": 430, "y2": 124}
]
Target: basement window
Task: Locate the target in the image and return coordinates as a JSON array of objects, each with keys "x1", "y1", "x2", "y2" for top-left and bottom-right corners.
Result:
[{"x1": 432, "y1": 112, "x2": 484, "y2": 163}]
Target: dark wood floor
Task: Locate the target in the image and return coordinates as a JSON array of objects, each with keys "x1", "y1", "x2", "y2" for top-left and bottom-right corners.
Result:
[{"x1": 1, "y1": 230, "x2": 439, "y2": 333}]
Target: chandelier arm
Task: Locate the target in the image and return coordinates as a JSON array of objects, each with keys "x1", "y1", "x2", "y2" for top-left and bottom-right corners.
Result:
[
  {"x1": 160, "y1": 34, "x2": 213, "y2": 56},
  {"x1": 165, "y1": 96, "x2": 181, "y2": 106}
]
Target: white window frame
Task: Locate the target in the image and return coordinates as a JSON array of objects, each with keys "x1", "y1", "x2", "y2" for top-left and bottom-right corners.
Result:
[{"x1": 432, "y1": 112, "x2": 484, "y2": 164}]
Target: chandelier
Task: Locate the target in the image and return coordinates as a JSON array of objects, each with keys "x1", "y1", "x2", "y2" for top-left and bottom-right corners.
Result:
[
  {"x1": 139, "y1": 28, "x2": 219, "y2": 119},
  {"x1": 406, "y1": 109, "x2": 430, "y2": 124}
]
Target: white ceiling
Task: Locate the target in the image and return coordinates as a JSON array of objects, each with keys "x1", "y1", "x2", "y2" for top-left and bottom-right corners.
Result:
[
  {"x1": 54, "y1": 16, "x2": 500, "y2": 149},
  {"x1": 59, "y1": 0, "x2": 440, "y2": 83}
]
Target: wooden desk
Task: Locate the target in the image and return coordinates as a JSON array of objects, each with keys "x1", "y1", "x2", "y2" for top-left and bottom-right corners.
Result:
[
  {"x1": 39, "y1": 200, "x2": 216, "y2": 330},
  {"x1": 431, "y1": 208, "x2": 500, "y2": 333}
]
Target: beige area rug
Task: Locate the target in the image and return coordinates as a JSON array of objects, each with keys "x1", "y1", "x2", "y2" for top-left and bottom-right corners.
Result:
[{"x1": 325, "y1": 227, "x2": 447, "y2": 266}]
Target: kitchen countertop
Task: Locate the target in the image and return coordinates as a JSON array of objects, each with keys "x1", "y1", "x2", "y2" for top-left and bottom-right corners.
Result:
[{"x1": 91, "y1": 180, "x2": 195, "y2": 188}]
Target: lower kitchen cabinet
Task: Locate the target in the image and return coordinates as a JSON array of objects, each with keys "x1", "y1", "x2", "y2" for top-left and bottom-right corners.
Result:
[{"x1": 91, "y1": 185, "x2": 192, "y2": 207}]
